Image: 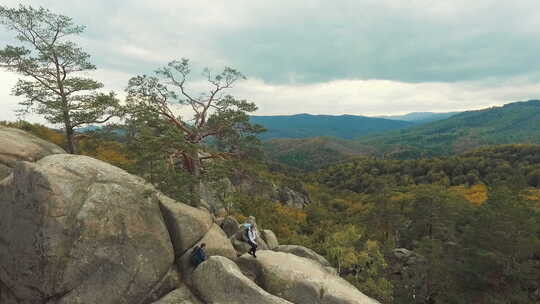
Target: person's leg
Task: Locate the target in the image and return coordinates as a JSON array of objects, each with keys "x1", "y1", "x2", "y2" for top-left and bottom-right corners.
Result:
[
  {"x1": 248, "y1": 241, "x2": 256, "y2": 256},
  {"x1": 252, "y1": 243, "x2": 258, "y2": 257}
]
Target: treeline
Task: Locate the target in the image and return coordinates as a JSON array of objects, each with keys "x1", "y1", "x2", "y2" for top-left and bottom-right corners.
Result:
[{"x1": 312, "y1": 144, "x2": 540, "y2": 193}]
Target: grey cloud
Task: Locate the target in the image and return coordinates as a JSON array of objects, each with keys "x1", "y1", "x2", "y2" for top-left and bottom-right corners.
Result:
[
  {"x1": 216, "y1": 1, "x2": 540, "y2": 83},
  {"x1": 2, "y1": 0, "x2": 540, "y2": 124},
  {"x1": 3, "y1": 0, "x2": 540, "y2": 84}
]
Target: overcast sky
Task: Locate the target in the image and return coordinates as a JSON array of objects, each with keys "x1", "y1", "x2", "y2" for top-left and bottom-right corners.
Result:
[{"x1": 2, "y1": 0, "x2": 540, "y2": 123}]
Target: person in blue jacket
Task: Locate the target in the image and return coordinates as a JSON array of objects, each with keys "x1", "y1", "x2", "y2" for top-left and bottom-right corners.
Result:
[{"x1": 190, "y1": 243, "x2": 207, "y2": 267}]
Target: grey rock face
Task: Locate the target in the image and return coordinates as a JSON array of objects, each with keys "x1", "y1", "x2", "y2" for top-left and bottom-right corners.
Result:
[
  {"x1": 239, "y1": 251, "x2": 380, "y2": 304},
  {"x1": 392, "y1": 248, "x2": 424, "y2": 266},
  {"x1": 0, "y1": 126, "x2": 65, "y2": 179},
  {"x1": 0, "y1": 154, "x2": 174, "y2": 304},
  {"x1": 230, "y1": 175, "x2": 310, "y2": 209},
  {"x1": 276, "y1": 186, "x2": 310, "y2": 209},
  {"x1": 221, "y1": 216, "x2": 240, "y2": 238},
  {"x1": 0, "y1": 279, "x2": 17, "y2": 304},
  {"x1": 275, "y1": 245, "x2": 331, "y2": 267},
  {"x1": 145, "y1": 266, "x2": 182, "y2": 304},
  {"x1": 198, "y1": 178, "x2": 234, "y2": 213},
  {"x1": 151, "y1": 283, "x2": 203, "y2": 304},
  {"x1": 178, "y1": 224, "x2": 238, "y2": 284},
  {"x1": 159, "y1": 193, "x2": 214, "y2": 257},
  {"x1": 192, "y1": 256, "x2": 292, "y2": 304},
  {"x1": 261, "y1": 230, "x2": 279, "y2": 250}
]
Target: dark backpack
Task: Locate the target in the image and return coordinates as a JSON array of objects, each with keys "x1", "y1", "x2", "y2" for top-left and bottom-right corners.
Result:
[{"x1": 243, "y1": 227, "x2": 250, "y2": 242}]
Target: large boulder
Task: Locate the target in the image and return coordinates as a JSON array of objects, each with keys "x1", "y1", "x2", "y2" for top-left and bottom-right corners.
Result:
[
  {"x1": 0, "y1": 154, "x2": 174, "y2": 304},
  {"x1": 230, "y1": 175, "x2": 310, "y2": 210},
  {"x1": 197, "y1": 224, "x2": 237, "y2": 260},
  {"x1": 145, "y1": 267, "x2": 182, "y2": 304},
  {"x1": 275, "y1": 245, "x2": 331, "y2": 267},
  {"x1": 276, "y1": 186, "x2": 310, "y2": 209},
  {"x1": 192, "y1": 256, "x2": 292, "y2": 304},
  {"x1": 239, "y1": 251, "x2": 380, "y2": 304},
  {"x1": 151, "y1": 283, "x2": 203, "y2": 304},
  {"x1": 158, "y1": 194, "x2": 214, "y2": 257},
  {"x1": 261, "y1": 230, "x2": 279, "y2": 250},
  {"x1": 221, "y1": 216, "x2": 240, "y2": 238},
  {"x1": 392, "y1": 248, "x2": 423, "y2": 266},
  {"x1": 0, "y1": 126, "x2": 64, "y2": 179},
  {"x1": 178, "y1": 224, "x2": 237, "y2": 282}
]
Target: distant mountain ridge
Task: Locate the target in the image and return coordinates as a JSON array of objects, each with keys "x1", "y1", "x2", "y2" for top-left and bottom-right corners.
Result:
[
  {"x1": 263, "y1": 100, "x2": 540, "y2": 168},
  {"x1": 376, "y1": 111, "x2": 460, "y2": 123},
  {"x1": 357, "y1": 99, "x2": 540, "y2": 158},
  {"x1": 250, "y1": 114, "x2": 413, "y2": 140}
]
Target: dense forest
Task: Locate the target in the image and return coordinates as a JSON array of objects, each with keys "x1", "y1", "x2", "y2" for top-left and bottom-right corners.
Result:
[
  {"x1": 4, "y1": 120, "x2": 540, "y2": 304},
  {"x1": 262, "y1": 136, "x2": 372, "y2": 170}
]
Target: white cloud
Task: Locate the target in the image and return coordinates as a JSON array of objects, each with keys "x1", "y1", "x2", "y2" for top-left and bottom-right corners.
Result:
[
  {"x1": 2, "y1": 66, "x2": 540, "y2": 123},
  {"x1": 231, "y1": 77, "x2": 540, "y2": 116}
]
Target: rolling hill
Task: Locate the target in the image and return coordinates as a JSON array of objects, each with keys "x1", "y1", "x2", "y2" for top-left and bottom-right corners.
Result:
[
  {"x1": 263, "y1": 136, "x2": 373, "y2": 170},
  {"x1": 357, "y1": 99, "x2": 540, "y2": 158},
  {"x1": 376, "y1": 111, "x2": 460, "y2": 123},
  {"x1": 250, "y1": 114, "x2": 414, "y2": 140},
  {"x1": 263, "y1": 100, "x2": 540, "y2": 168}
]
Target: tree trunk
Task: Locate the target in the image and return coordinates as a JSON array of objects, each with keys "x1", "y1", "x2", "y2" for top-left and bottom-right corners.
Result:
[
  {"x1": 180, "y1": 146, "x2": 202, "y2": 177},
  {"x1": 191, "y1": 149, "x2": 200, "y2": 178},
  {"x1": 181, "y1": 149, "x2": 202, "y2": 207},
  {"x1": 65, "y1": 124, "x2": 76, "y2": 154}
]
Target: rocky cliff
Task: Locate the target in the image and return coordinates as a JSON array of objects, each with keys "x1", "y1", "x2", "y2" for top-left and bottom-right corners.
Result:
[
  {"x1": 201, "y1": 175, "x2": 311, "y2": 215},
  {"x1": 0, "y1": 126, "x2": 379, "y2": 304},
  {"x1": 0, "y1": 126, "x2": 65, "y2": 180}
]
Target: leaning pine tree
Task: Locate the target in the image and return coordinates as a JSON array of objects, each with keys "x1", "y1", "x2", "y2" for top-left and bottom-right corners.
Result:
[
  {"x1": 125, "y1": 58, "x2": 264, "y2": 204},
  {"x1": 0, "y1": 5, "x2": 119, "y2": 154}
]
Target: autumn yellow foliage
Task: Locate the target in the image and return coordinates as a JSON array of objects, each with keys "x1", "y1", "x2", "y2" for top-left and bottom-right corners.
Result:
[
  {"x1": 389, "y1": 192, "x2": 415, "y2": 202},
  {"x1": 270, "y1": 203, "x2": 307, "y2": 238},
  {"x1": 232, "y1": 214, "x2": 247, "y2": 224},
  {"x1": 79, "y1": 140, "x2": 134, "y2": 169},
  {"x1": 450, "y1": 184, "x2": 488, "y2": 205},
  {"x1": 521, "y1": 188, "x2": 540, "y2": 211},
  {"x1": 522, "y1": 188, "x2": 540, "y2": 201}
]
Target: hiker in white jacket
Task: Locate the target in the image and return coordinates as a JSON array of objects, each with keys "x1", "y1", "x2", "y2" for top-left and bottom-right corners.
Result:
[{"x1": 245, "y1": 224, "x2": 258, "y2": 258}]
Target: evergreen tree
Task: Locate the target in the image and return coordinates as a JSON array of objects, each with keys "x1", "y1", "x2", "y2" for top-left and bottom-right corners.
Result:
[{"x1": 0, "y1": 5, "x2": 119, "y2": 153}]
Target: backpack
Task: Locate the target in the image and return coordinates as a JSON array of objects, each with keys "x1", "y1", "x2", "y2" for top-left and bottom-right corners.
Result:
[{"x1": 242, "y1": 226, "x2": 250, "y2": 242}]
